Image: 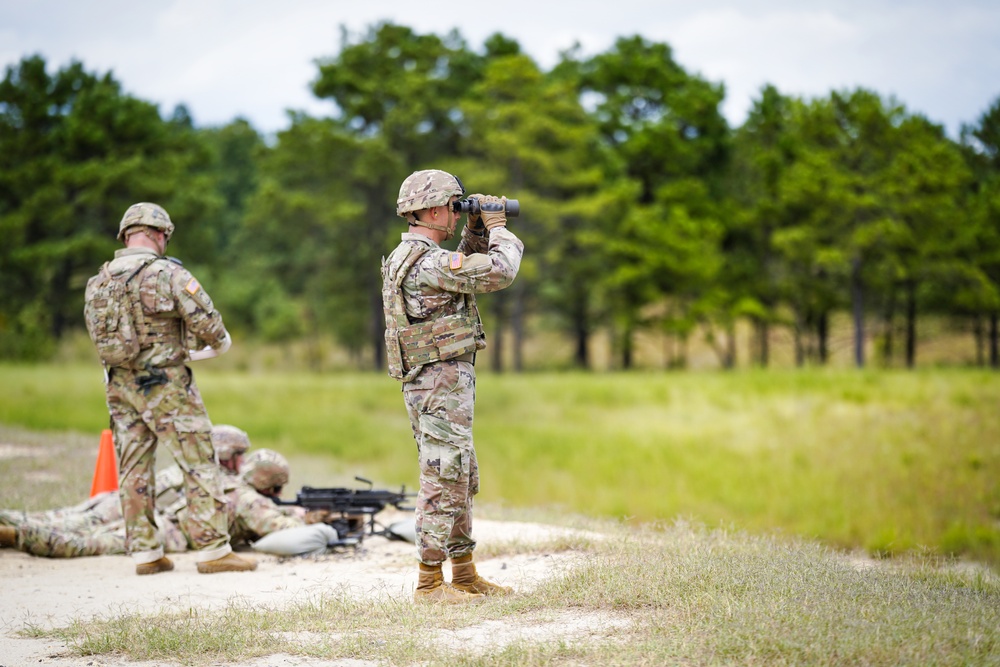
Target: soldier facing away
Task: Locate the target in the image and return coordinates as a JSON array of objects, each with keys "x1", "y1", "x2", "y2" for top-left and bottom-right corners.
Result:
[
  {"x1": 82, "y1": 202, "x2": 255, "y2": 575},
  {"x1": 381, "y1": 170, "x2": 524, "y2": 603}
]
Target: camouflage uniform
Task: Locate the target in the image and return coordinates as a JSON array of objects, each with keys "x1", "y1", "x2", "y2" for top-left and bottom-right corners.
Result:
[
  {"x1": 153, "y1": 465, "x2": 187, "y2": 516},
  {"x1": 0, "y1": 491, "x2": 122, "y2": 530},
  {"x1": 1, "y1": 471, "x2": 298, "y2": 558},
  {"x1": 383, "y1": 224, "x2": 523, "y2": 565},
  {"x1": 7, "y1": 425, "x2": 249, "y2": 558},
  {"x1": 155, "y1": 423, "x2": 251, "y2": 516},
  {"x1": 169, "y1": 470, "x2": 304, "y2": 547},
  {"x1": 1, "y1": 475, "x2": 299, "y2": 558},
  {"x1": 89, "y1": 242, "x2": 233, "y2": 566},
  {"x1": 0, "y1": 492, "x2": 186, "y2": 558}
]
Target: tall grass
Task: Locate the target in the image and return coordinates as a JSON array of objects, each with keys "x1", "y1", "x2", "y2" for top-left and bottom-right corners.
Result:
[{"x1": 1, "y1": 362, "x2": 998, "y2": 565}]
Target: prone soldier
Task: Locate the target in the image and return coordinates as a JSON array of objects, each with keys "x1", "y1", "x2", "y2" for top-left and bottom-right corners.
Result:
[{"x1": 0, "y1": 430, "x2": 314, "y2": 559}]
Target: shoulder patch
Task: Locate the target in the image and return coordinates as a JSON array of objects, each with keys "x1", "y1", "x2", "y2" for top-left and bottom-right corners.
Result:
[
  {"x1": 185, "y1": 278, "x2": 201, "y2": 295},
  {"x1": 449, "y1": 252, "x2": 464, "y2": 271}
]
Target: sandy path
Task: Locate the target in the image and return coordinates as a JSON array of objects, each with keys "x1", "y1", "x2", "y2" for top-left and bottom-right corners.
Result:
[{"x1": 0, "y1": 519, "x2": 589, "y2": 666}]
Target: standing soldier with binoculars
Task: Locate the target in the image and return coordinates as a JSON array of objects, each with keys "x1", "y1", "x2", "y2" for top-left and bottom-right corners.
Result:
[{"x1": 382, "y1": 169, "x2": 523, "y2": 603}]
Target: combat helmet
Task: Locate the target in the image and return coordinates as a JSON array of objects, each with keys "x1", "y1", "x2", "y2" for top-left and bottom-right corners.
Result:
[
  {"x1": 396, "y1": 169, "x2": 465, "y2": 218},
  {"x1": 242, "y1": 448, "x2": 290, "y2": 495},
  {"x1": 117, "y1": 202, "x2": 175, "y2": 242},
  {"x1": 210, "y1": 424, "x2": 251, "y2": 464}
]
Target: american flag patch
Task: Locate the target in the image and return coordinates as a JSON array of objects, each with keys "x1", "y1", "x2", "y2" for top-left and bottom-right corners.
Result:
[
  {"x1": 185, "y1": 278, "x2": 201, "y2": 295},
  {"x1": 449, "y1": 253, "x2": 463, "y2": 270}
]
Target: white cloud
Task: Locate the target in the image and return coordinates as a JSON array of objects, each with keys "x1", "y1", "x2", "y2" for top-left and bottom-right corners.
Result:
[{"x1": 1, "y1": 0, "x2": 998, "y2": 135}]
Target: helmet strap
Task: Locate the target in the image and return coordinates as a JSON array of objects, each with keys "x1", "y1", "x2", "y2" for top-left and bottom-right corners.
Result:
[{"x1": 409, "y1": 211, "x2": 455, "y2": 240}]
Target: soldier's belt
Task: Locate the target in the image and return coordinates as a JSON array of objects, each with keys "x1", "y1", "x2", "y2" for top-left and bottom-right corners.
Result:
[{"x1": 399, "y1": 313, "x2": 479, "y2": 368}]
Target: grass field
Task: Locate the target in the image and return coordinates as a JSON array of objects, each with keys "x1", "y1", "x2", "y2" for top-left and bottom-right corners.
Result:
[
  {"x1": 1, "y1": 362, "x2": 998, "y2": 567},
  {"x1": 32, "y1": 522, "x2": 1000, "y2": 666}
]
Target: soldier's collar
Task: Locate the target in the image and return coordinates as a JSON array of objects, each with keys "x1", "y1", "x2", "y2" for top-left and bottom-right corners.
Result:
[
  {"x1": 114, "y1": 247, "x2": 162, "y2": 259},
  {"x1": 400, "y1": 232, "x2": 439, "y2": 248}
]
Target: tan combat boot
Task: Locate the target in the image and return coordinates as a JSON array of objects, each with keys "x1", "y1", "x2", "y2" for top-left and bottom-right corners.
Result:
[
  {"x1": 413, "y1": 562, "x2": 485, "y2": 604},
  {"x1": 450, "y1": 553, "x2": 513, "y2": 596},
  {"x1": 196, "y1": 552, "x2": 257, "y2": 574},
  {"x1": 0, "y1": 525, "x2": 16, "y2": 549},
  {"x1": 136, "y1": 556, "x2": 174, "y2": 575}
]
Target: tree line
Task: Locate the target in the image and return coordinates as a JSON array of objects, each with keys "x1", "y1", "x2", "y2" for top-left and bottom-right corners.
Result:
[{"x1": 2, "y1": 22, "x2": 999, "y2": 371}]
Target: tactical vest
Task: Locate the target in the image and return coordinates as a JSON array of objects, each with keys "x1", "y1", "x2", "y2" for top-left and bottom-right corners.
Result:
[
  {"x1": 381, "y1": 242, "x2": 483, "y2": 382},
  {"x1": 137, "y1": 257, "x2": 189, "y2": 359}
]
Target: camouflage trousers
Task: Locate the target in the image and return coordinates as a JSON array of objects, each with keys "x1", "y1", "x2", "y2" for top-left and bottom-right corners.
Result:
[
  {"x1": 0, "y1": 491, "x2": 123, "y2": 530},
  {"x1": 403, "y1": 359, "x2": 480, "y2": 565},
  {"x1": 2, "y1": 492, "x2": 187, "y2": 558},
  {"x1": 106, "y1": 364, "x2": 231, "y2": 564}
]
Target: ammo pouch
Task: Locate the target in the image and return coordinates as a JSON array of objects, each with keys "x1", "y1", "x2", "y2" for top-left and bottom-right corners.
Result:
[{"x1": 398, "y1": 313, "x2": 480, "y2": 368}]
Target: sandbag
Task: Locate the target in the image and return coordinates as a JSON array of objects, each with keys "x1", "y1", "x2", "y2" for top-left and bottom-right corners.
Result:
[
  {"x1": 386, "y1": 518, "x2": 417, "y2": 544},
  {"x1": 250, "y1": 524, "x2": 338, "y2": 556}
]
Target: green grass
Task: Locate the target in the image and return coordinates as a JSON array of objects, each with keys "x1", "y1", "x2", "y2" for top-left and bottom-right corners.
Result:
[
  {"x1": 1, "y1": 363, "x2": 998, "y2": 566},
  {"x1": 32, "y1": 521, "x2": 1000, "y2": 666},
  {"x1": 4, "y1": 390, "x2": 1000, "y2": 666}
]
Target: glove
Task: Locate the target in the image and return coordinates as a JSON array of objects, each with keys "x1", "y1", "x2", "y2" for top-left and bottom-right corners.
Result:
[
  {"x1": 465, "y1": 193, "x2": 486, "y2": 233},
  {"x1": 479, "y1": 195, "x2": 507, "y2": 231},
  {"x1": 304, "y1": 509, "x2": 331, "y2": 525}
]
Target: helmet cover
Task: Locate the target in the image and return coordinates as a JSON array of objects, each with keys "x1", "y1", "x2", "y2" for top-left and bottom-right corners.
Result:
[
  {"x1": 396, "y1": 169, "x2": 465, "y2": 217},
  {"x1": 241, "y1": 448, "x2": 290, "y2": 493},
  {"x1": 118, "y1": 202, "x2": 175, "y2": 242},
  {"x1": 211, "y1": 424, "x2": 251, "y2": 463}
]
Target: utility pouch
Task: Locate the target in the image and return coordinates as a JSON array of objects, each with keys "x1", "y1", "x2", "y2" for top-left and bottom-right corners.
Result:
[
  {"x1": 399, "y1": 320, "x2": 437, "y2": 367},
  {"x1": 385, "y1": 328, "x2": 408, "y2": 381},
  {"x1": 432, "y1": 314, "x2": 477, "y2": 361}
]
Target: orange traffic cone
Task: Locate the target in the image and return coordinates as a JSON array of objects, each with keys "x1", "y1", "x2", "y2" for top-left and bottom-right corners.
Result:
[{"x1": 90, "y1": 429, "x2": 119, "y2": 497}]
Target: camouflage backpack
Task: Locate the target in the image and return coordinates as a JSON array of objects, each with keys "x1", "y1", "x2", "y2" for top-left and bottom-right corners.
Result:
[{"x1": 83, "y1": 258, "x2": 153, "y2": 367}]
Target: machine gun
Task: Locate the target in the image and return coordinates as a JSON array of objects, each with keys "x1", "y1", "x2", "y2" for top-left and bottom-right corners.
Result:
[{"x1": 276, "y1": 476, "x2": 416, "y2": 547}]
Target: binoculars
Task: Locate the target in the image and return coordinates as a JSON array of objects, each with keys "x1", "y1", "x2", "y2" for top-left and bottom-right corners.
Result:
[{"x1": 452, "y1": 197, "x2": 520, "y2": 218}]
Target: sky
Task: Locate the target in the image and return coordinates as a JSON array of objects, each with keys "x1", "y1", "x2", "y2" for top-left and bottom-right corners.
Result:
[{"x1": 2, "y1": 0, "x2": 999, "y2": 139}]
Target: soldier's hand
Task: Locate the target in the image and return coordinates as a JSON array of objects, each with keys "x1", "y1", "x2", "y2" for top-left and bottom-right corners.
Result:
[
  {"x1": 465, "y1": 193, "x2": 486, "y2": 232},
  {"x1": 479, "y1": 195, "x2": 507, "y2": 231},
  {"x1": 304, "y1": 509, "x2": 331, "y2": 525}
]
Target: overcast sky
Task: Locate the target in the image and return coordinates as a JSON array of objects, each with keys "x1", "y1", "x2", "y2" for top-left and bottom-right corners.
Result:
[{"x1": 2, "y1": 0, "x2": 998, "y2": 139}]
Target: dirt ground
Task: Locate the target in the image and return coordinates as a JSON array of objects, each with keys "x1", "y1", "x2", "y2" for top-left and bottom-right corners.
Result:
[{"x1": 0, "y1": 517, "x2": 611, "y2": 667}]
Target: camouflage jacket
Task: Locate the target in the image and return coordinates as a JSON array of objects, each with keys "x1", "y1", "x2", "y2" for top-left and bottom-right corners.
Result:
[
  {"x1": 101, "y1": 247, "x2": 229, "y2": 369},
  {"x1": 392, "y1": 226, "x2": 523, "y2": 321}
]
